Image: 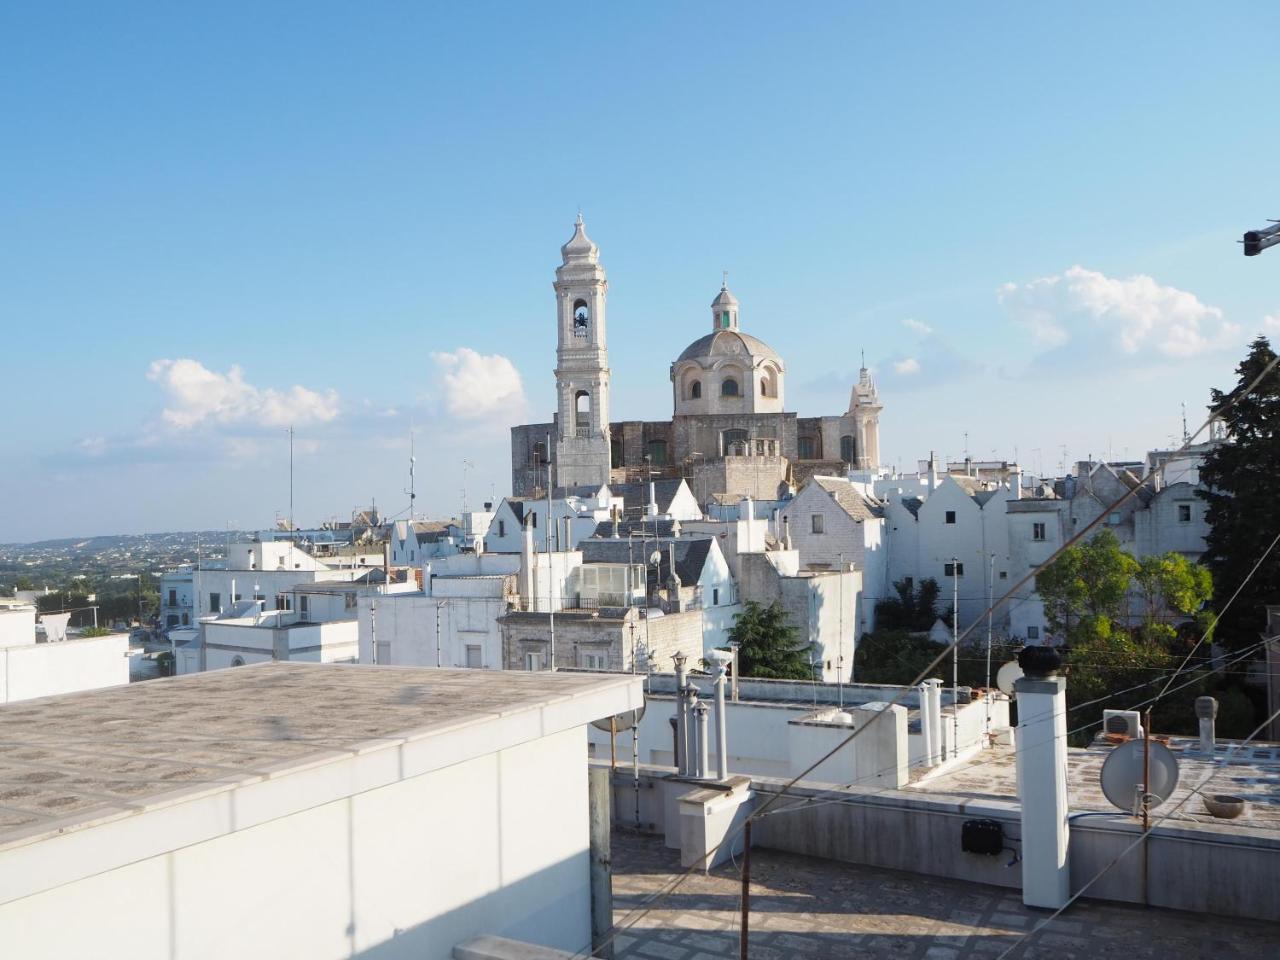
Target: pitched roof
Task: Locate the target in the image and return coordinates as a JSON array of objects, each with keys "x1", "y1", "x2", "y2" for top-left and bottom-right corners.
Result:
[
  {"x1": 579, "y1": 536, "x2": 714, "y2": 586},
  {"x1": 591, "y1": 519, "x2": 679, "y2": 539},
  {"x1": 813, "y1": 477, "x2": 884, "y2": 521},
  {"x1": 612, "y1": 479, "x2": 690, "y2": 517}
]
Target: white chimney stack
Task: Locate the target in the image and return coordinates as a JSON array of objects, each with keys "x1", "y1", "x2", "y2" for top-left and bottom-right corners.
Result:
[
  {"x1": 927, "y1": 451, "x2": 939, "y2": 493},
  {"x1": 1196, "y1": 696, "x2": 1218, "y2": 754}
]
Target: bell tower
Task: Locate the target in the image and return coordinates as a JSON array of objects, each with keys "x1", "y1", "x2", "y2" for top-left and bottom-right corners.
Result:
[{"x1": 552, "y1": 215, "x2": 612, "y2": 488}]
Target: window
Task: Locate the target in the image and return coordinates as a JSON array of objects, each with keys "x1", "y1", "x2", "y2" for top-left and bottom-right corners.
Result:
[
  {"x1": 1107, "y1": 512, "x2": 1121, "y2": 525},
  {"x1": 299, "y1": 595, "x2": 310, "y2": 621},
  {"x1": 647, "y1": 439, "x2": 668, "y2": 467},
  {"x1": 209, "y1": 592, "x2": 221, "y2": 614},
  {"x1": 573, "y1": 299, "x2": 590, "y2": 337},
  {"x1": 168, "y1": 589, "x2": 177, "y2": 606},
  {"x1": 811, "y1": 514, "x2": 825, "y2": 534},
  {"x1": 999, "y1": 571, "x2": 1008, "y2": 580},
  {"x1": 721, "y1": 310, "x2": 731, "y2": 328},
  {"x1": 1178, "y1": 503, "x2": 1192, "y2": 522},
  {"x1": 581, "y1": 652, "x2": 606, "y2": 670},
  {"x1": 465, "y1": 645, "x2": 482, "y2": 669},
  {"x1": 797, "y1": 436, "x2": 818, "y2": 460},
  {"x1": 690, "y1": 380, "x2": 702, "y2": 399},
  {"x1": 344, "y1": 593, "x2": 357, "y2": 611},
  {"x1": 840, "y1": 435, "x2": 856, "y2": 464},
  {"x1": 945, "y1": 511, "x2": 957, "y2": 524},
  {"x1": 1027, "y1": 626, "x2": 1040, "y2": 640},
  {"x1": 721, "y1": 377, "x2": 739, "y2": 397},
  {"x1": 531, "y1": 512, "x2": 537, "y2": 528},
  {"x1": 712, "y1": 588, "x2": 720, "y2": 606},
  {"x1": 531, "y1": 440, "x2": 546, "y2": 468},
  {"x1": 1032, "y1": 522, "x2": 1046, "y2": 541},
  {"x1": 182, "y1": 613, "x2": 189, "y2": 625},
  {"x1": 167, "y1": 614, "x2": 179, "y2": 628},
  {"x1": 275, "y1": 594, "x2": 292, "y2": 611},
  {"x1": 760, "y1": 379, "x2": 768, "y2": 396},
  {"x1": 575, "y1": 390, "x2": 591, "y2": 436},
  {"x1": 498, "y1": 519, "x2": 506, "y2": 537},
  {"x1": 523, "y1": 651, "x2": 544, "y2": 671},
  {"x1": 944, "y1": 562, "x2": 964, "y2": 577},
  {"x1": 722, "y1": 429, "x2": 749, "y2": 456}
]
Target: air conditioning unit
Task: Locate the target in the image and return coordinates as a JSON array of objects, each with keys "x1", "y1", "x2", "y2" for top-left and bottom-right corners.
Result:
[{"x1": 1102, "y1": 709, "x2": 1144, "y2": 740}]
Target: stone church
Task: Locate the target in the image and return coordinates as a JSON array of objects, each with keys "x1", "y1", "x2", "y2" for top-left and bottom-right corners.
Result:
[{"x1": 510, "y1": 217, "x2": 883, "y2": 505}]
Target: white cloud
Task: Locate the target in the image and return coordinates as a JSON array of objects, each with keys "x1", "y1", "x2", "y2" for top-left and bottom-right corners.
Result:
[
  {"x1": 147, "y1": 359, "x2": 340, "y2": 429},
  {"x1": 893, "y1": 357, "x2": 922, "y2": 375},
  {"x1": 431, "y1": 348, "x2": 526, "y2": 420},
  {"x1": 1262, "y1": 313, "x2": 1280, "y2": 333},
  {"x1": 901, "y1": 318, "x2": 933, "y2": 336},
  {"x1": 998, "y1": 266, "x2": 1239, "y2": 358}
]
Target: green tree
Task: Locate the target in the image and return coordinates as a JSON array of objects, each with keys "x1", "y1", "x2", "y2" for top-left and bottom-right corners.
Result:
[
  {"x1": 874, "y1": 577, "x2": 942, "y2": 632},
  {"x1": 1199, "y1": 336, "x2": 1280, "y2": 650},
  {"x1": 14, "y1": 575, "x2": 34, "y2": 592},
  {"x1": 1134, "y1": 552, "x2": 1212, "y2": 628},
  {"x1": 727, "y1": 600, "x2": 812, "y2": 680},
  {"x1": 1035, "y1": 530, "x2": 1137, "y2": 639}
]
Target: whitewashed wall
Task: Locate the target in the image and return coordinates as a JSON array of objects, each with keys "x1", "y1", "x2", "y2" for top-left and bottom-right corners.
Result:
[
  {"x1": 0, "y1": 728, "x2": 593, "y2": 960},
  {"x1": 0, "y1": 634, "x2": 129, "y2": 704}
]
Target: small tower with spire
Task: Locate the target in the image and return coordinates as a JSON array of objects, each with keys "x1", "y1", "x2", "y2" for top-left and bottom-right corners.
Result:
[
  {"x1": 552, "y1": 214, "x2": 612, "y2": 488},
  {"x1": 711, "y1": 275, "x2": 740, "y2": 331},
  {"x1": 846, "y1": 356, "x2": 883, "y2": 472}
]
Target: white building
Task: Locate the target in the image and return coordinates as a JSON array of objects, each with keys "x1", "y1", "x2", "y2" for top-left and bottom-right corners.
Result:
[
  {"x1": 388, "y1": 519, "x2": 463, "y2": 567},
  {"x1": 159, "y1": 566, "x2": 195, "y2": 629},
  {"x1": 0, "y1": 662, "x2": 642, "y2": 960},
  {"x1": 0, "y1": 599, "x2": 129, "y2": 704},
  {"x1": 779, "y1": 475, "x2": 888, "y2": 606}
]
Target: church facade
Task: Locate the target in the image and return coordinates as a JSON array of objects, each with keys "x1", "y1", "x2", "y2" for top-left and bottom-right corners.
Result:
[{"x1": 511, "y1": 218, "x2": 884, "y2": 507}]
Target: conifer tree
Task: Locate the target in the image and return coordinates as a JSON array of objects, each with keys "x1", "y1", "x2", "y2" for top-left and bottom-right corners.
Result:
[
  {"x1": 1199, "y1": 336, "x2": 1280, "y2": 649},
  {"x1": 727, "y1": 600, "x2": 813, "y2": 679}
]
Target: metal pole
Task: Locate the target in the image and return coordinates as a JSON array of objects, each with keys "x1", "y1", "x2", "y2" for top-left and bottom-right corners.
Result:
[
  {"x1": 588, "y1": 766, "x2": 614, "y2": 959},
  {"x1": 632, "y1": 723, "x2": 641, "y2": 829},
  {"x1": 952, "y1": 557, "x2": 959, "y2": 758},
  {"x1": 715, "y1": 663, "x2": 729, "y2": 781},
  {"x1": 986, "y1": 552, "x2": 994, "y2": 737},
  {"x1": 610, "y1": 715, "x2": 617, "y2": 771},
  {"x1": 838, "y1": 552, "x2": 844, "y2": 708},
  {"x1": 1142, "y1": 710, "x2": 1151, "y2": 907},
  {"x1": 435, "y1": 601, "x2": 442, "y2": 668},
  {"x1": 740, "y1": 820, "x2": 752, "y2": 960}
]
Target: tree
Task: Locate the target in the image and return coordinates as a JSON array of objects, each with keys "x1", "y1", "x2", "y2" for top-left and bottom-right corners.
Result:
[
  {"x1": 14, "y1": 575, "x2": 34, "y2": 592},
  {"x1": 874, "y1": 577, "x2": 942, "y2": 632},
  {"x1": 1199, "y1": 336, "x2": 1280, "y2": 650},
  {"x1": 727, "y1": 600, "x2": 812, "y2": 680},
  {"x1": 1134, "y1": 552, "x2": 1212, "y2": 630},
  {"x1": 1035, "y1": 530, "x2": 1137, "y2": 639}
]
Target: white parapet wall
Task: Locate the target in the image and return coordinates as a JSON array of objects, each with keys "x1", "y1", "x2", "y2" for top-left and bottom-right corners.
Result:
[{"x1": 0, "y1": 633, "x2": 130, "y2": 704}]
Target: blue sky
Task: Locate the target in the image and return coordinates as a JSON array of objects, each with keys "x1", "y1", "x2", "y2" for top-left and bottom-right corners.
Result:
[{"x1": 3, "y1": 3, "x2": 1279, "y2": 542}]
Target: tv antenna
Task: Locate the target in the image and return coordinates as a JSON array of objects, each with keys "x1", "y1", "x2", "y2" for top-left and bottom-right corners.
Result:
[{"x1": 404, "y1": 428, "x2": 417, "y2": 520}]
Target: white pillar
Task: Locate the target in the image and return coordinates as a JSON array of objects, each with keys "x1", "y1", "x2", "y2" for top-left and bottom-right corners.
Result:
[
  {"x1": 923, "y1": 678, "x2": 944, "y2": 766},
  {"x1": 673, "y1": 652, "x2": 689, "y2": 776},
  {"x1": 1014, "y1": 674, "x2": 1070, "y2": 909},
  {"x1": 714, "y1": 663, "x2": 729, "y2": 781},
  {"x1": 694, "y1": 702, "x2": 710, "y2": 780},
  {"x1": 918, "y1": 683, "x2": 934, "y2": 769},
  {"x1": 852, "y1": 701, "x2": 908, "y2": 788}
]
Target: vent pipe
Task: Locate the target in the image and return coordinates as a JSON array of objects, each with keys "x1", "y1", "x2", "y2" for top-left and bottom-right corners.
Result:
[
  {"x1": 1196, "y1": 696, "x2": 1218, "y2": 754},
  {"x1": 673, "y1": 651, "x2": 690, "y2": 775},
  {"x1": 694, "y1": 701, "x2": 710, "y2": 779}
]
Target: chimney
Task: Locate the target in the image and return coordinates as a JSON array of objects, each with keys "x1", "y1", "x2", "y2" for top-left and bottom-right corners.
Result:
[
  {"x1": 782, "y1": 515, "x2": 793, "y2": 551},
  {"x1": 1010, "y1": 465, "x2": 1023, "y2": 501},
  {"x1": 519, "y1": 517, "x2": 535, "y2": 605},
  {"x1": 667, "y1": 542, "x2": 682, "y2": 594},
  {"x1": 647, "y1": 481, "x2": 659, "y2": 518},
  {"x1": 927, "y1": 451, "x2": 938, "y2": 493},
  {"x1": 1196, "y1": 696, "x2": 1218, "y2": 754}
]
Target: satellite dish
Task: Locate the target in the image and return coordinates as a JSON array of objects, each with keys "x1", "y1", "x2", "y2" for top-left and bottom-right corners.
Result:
[
  {"x1": 591, "y1": 700, "x2": 647, "y2": 733},
  {"x1": 1100, "y1": 739, "x2": 1180, "y2": 814},
  {"x1": 996, "y1": 661, "x2": 1024, "y2": 696}
]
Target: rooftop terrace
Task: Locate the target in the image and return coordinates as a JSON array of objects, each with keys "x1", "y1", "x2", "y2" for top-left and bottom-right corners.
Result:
[
  {"x1": 0, "y1": 662, "x2": 640, "y2": 852},
  {"x1": 610, "y1": 829, "x2": 1280, "y2": 959},
  {"x1": 915, "y1": 735, "x2": 1280, "y2": 831}
]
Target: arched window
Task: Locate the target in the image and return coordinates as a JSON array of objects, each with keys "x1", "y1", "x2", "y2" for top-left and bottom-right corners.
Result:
[
  {"x1": 690, "y1": 380, "x2": 702, "y2": 399},
  {"x1": 760, "y1": 379, "x2": 768, "y2": 396},
  {"x1": 840, "y1": 435, "x2": 856, "y2": 464},
  {"x1": 575, "y1": 391, "x2": 591, "y2": 436},
  {"x1": 721, "y1": 378, "x2": 739, "y2": 397},
  {"x1": 722, "y1": 429, "x2": 749, "y2": 456},
  {"x1": 531, "y1": 440, "x2": 547, "y2": 468},
  {"x1": 572, "y1": 299, "x2": 590, "y2": 337}
]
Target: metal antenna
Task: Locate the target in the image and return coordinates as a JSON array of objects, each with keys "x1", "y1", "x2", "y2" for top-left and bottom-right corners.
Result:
[
  {"x1": 1181, "y1": 402, "x2": 1189, "y2": 444},
  {"x1": 288, "y1": 426, "x2": 294, "y2": 541},
  {"x1": 404, "y1": 427, "x2": 417, "y2": 520}
]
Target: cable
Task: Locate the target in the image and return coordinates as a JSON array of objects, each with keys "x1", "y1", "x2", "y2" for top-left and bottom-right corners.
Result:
[{"x1": 992, "y1": 703, "x2": 1280, "y2": 960}]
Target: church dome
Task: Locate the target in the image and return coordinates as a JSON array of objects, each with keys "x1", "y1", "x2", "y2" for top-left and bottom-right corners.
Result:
[{"x1": 676, "y1": 329, "x2": 782, "y2": 364}]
